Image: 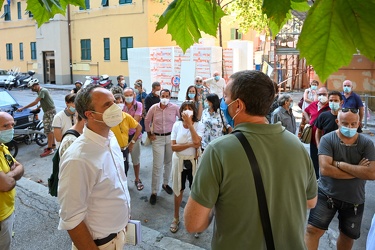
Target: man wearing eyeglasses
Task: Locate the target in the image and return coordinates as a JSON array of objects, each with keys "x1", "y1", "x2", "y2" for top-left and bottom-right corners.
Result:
[
  {"x1": 0, "y1": 112, "x2": 24, "y2": 250},
  {"x1": 305, "y1": 108, "x2": 375, "y2": 250},
  {"x1": 342, "y1": 80, "x2": 364, "y2": 132}
]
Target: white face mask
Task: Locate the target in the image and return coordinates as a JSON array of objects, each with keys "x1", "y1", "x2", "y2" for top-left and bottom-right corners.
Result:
[
  {"x1": 318, "y1": 95, "x2": 328, "y2": 103},
  {"x1": 120, "y1": 80, "x2": 125, "y2": 85},
  {"x1": 183, "y1": 110, "x2": 194, "y2": 117},
  {"x1": 92, "y1": 104, "x2": 123, "y2": 128},
  {"x1": 154, "y1": 90, "x2": 161, "y2": 96},
  {"x1": 160, "y1": 98, "x2": 170, "y2": 105},
  {"x1": 117, "y1": 103, "x2": 125, "y2": 110},
  {"x1": 125, "y1": 96, "x2": 133, "y2": 103}
]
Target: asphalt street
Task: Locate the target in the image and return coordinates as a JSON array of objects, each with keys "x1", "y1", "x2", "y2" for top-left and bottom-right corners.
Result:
[{"x1": 6, "y1": 86, "x2": 375, "y2": 249}]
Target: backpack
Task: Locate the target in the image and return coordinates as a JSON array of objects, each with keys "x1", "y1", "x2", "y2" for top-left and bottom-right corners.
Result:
[{"x1": 48, "y1": 129, "x2": 80, "y2": 197}]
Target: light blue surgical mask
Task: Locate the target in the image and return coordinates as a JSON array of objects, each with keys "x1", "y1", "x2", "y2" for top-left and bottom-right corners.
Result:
[
  {"x1": 289, "y1": 102, "x2": 293, "y2": 109},
  {"x1": 69, "y1": 106, "x2": 76, "y2": 113},
  {"x1": 340, "y1": 126, "x2": 357, "y2": 138},
  {"x1": 214, "y1": 76, "x2": 220, "y2": 81},
  {"x1": 188, "y1": 93, "x2": 195, "y2": 99},
  {"x1": 310, "y1": 85, "x2": 317, "y2": 90},
  {"x1": 195, "y1": 84, "x2": 203, "y2": 89},
  {"x1": 329, "y1": 101, "x2": 340, "y2": 111},
  {"x1": 125, "y1": 96, "x2": 133, "y2": 103},
  {"x1": 0, "y1": 128, "x2": 14, "y2": 143},
  {"x1": 343, "y1": 86, "x2": 351, "y2": 93},
  {"x1": 220, "y1": 98, "x2": 236, "y2": 127}
]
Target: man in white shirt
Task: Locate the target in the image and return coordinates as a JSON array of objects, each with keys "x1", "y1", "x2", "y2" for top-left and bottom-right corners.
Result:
[
  {"x1": 52, "y1": 93, "x2": 76, "y2": 147},
  {"x1": 203, "y1": 71, "x2": 226, "y2": 99},
  {"x1": 58, "y1": 85, "x2": 131, "y2": 250}
]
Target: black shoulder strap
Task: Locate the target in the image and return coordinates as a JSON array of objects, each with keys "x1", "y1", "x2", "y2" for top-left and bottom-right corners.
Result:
[
  {"x1": 233, "y1": 131, "x2": 275, "y2": 250},
  {"x1": 62, "y1": 129, "x2": 80, "y2": 140}
]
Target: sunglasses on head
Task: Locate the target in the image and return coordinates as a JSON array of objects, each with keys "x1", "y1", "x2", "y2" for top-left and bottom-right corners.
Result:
[{"x1": 341, "y1": 108, "x2": 358, "y2": 113}]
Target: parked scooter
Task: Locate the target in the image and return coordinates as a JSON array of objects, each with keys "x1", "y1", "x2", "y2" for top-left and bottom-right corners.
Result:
[
  {"x1": 83, "y1": 74, "x2": 113, "y2": 89},
  {"x1": 5, "y1": 70, "x2": 35, "y2": 90},
  {"x1": 98, "y1": 74, "x2": 113, "y2": 89}
]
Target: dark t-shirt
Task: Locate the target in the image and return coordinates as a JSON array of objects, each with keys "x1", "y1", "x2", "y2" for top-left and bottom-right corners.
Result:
[
  {"x1": 342, "y1": 92, "x2": 364, "y2": 109},
  {"x1": 144, "y1": 93, "x2": 160, "y2": 113},
  {"x1": 318, "y1": 131, "x2": 375, "y2": 204},
  {"x1": 315, "y1": 111, "x2": 338, "y2": 135}
]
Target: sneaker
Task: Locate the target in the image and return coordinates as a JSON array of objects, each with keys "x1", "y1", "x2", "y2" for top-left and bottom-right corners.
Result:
[
  {"x1": 40, "y1": 148, "x2": 54, "y2": 157},
  {"x1": 150, "y1": 194, "x2": 157, "y2": 205},
  {"x1": 162, "y1": 184, "x2": 173, "y2": 195}
]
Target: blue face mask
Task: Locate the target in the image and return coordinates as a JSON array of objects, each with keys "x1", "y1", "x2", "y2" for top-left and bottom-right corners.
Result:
[
  {"x1": 310, "y1": 85, "x2": 317, "y2": 90},
  {"x1": 69, "y1": 106, "x2": 76, "y2": 113},
  {"x1": 0, "y1": 128, "x2": 14, "y2": 143},
  {"x1": 220, "y1": 98, "x2": 234, "y2": 127},
  {"x1": 188, "y1": 93, "x2": 195, "y2": 99},
  {"x1": 340, "y1": 126, "x2": 357, "y2": 138},
  {"x1": 195, "y1": 84, "x2": 203, "y2": 89},
  {"x1": 215, "y1": 76, "x2": 220, "y2": 81},
  {"x1": 343, "y1": 86, "x2": 351, "y2": 93},
  {"x1": 329, "y1": 102, "x2": 340, "y2": 111}
]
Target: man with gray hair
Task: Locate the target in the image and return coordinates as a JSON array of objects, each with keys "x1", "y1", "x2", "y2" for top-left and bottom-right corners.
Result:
[
  {"x1": 271, "y1": 94, "x2": 296, "y2": 134},
  {"x1": 58, "y1": 85, "x2": 131, "y2": 249}
]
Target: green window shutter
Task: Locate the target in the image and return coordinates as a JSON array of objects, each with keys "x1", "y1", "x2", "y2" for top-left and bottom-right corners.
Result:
[{"x1": 104, "y1": 38, "x2": 110, "y2": 60}]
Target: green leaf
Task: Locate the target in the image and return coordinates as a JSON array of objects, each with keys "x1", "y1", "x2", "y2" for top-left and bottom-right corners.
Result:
[
  {"x1": 26, "y1": 0, "x2": 86, "y2": 27},
  {"x1": 263, "y1": 0, "x2": 291, "y2": 29},
  {"x1": 291, "y1": 1, "x2": 310, "y2": 12},
  {"x1": 156, "y1": 0, "x2": 226, "y2": 52},
  {"x1": 297, "y1": 0, "x2": 375, "y2": 82},
  {"x1": 269, "y1": 11, "x2": 291, "y2": 38}
]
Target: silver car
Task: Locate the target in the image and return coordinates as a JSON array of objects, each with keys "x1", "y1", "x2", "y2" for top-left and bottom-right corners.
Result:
[{"x1": 0, "y1": 69, "x2": 11, "y2": 87}]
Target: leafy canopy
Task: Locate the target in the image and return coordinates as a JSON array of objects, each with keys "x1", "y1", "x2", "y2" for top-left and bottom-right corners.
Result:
[{"x1": 1, "y1": 0, "x2": 374, "y2": 82}]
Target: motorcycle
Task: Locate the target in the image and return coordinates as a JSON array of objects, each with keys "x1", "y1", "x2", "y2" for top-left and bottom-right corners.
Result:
[
  {"x1": 4, "y1": 68, "x2": 19, "y2": 90},
  {"x1": 5, "y1": 70, "x2": 35, "y2": 90},
  {"x1": 5, "y1": 105, "x2": 47, "y2": 157},
  {"x1": 83, "y1": 74, "x2": 113, "y2": 89}
]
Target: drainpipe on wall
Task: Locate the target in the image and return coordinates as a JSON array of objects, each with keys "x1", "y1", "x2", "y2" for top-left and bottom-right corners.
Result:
[{"x1": 68, "y1": 5, "x2": 73, "y2": 84}]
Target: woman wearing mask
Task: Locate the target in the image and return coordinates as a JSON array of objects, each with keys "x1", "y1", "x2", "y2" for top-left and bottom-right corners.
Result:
[
  {"x1": 111, "y1": 94, "x2": 142, "y2": 176},
  {"x1": 185, "y1": 85, "x2": 203, "y2": 120},
  {"x1": 170, "y1": 101, "x2": 204, "y2": 233},
  {"x1": 201, "y1": 94, "x2": 231, "y2": 151},
  {"x1": 302, "y1": 80, "x2": 319, "y2": 111}
]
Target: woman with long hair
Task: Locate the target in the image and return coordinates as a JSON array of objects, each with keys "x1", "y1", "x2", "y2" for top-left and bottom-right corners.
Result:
[
  {"x1": 185, "y1": 85, "x2": 203, "y2": 120},
  {"x1": 201, "y1": 94, "x2": 232, "y2": 150},
  {"x1": 170, "y1": 101, "x2": 204, "y2": 233}
]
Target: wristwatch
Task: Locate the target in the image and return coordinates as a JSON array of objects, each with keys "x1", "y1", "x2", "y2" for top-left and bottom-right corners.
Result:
[{"x1": 130, "y1": 139, "x2": 136, "y2": 144}]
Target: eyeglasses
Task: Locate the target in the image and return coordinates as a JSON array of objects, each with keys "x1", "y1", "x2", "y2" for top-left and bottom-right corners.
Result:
[
  {"x1": 341, "y1": 108, "x2": 358, "y2": 113},
  {"x1": 317, "y1": 93, "x2": 327, "y2": 96},
  {"x1": 196, "y1": 80, "x2": 202, "y2": 83}
]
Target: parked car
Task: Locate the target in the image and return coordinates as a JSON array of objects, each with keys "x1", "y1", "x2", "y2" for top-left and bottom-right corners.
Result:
[
  {"x1": 0, "y1": 69, "x2": 11, "y2": 88},
  {"x1": 0, "y1": 89, "x2": 38, "y2": 129}
]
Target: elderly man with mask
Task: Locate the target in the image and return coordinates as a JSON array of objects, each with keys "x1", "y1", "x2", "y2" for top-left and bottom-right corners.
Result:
[
  {"x1": 271, "y1": 94, "x2": 296, "y2": 134},
  {"x1": 0, "y1": 112, "x2": 24, "y2": 250},
  {"x1": 303, "y1": 87, "x2": 330, "y2": 179},
  {"x1": 342, "y1": 80, "x2": 364, "y2": 132},
  {"x1": 203, "y1": 71, "x2": 225, "y2": 99},
  {"x1": 305, "y1": 108, "x2": 375, "y2": 250}
]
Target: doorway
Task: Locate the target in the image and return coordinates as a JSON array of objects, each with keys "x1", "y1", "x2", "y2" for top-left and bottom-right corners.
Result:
[{"x1": 43, "y1": 51, "x2": 56, "y2": 84}]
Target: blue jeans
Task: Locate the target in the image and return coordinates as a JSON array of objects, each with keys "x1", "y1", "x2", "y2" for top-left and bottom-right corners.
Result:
[{"x1": 308, "y1": 188, "x2": 364, "y2": 239}]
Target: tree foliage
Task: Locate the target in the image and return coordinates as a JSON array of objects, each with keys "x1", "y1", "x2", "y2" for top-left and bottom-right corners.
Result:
[{"x1": 1, "y1": 0, "x2": 374, "y2": 82}]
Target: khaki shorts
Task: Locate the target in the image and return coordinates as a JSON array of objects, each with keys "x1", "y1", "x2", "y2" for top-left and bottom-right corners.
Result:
[{"x1": 43, "y1": 109, "x2": 56, "y2": 134}]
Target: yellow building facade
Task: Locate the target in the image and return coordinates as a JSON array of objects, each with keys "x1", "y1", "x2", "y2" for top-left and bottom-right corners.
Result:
[{"x1": 1, "y1": 0, "x2": 261, "y2": 85}]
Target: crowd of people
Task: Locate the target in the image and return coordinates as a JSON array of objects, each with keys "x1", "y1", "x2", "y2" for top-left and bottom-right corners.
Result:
[{"x1": 1, "y1": 71, "x2": 374, "y2": 250}]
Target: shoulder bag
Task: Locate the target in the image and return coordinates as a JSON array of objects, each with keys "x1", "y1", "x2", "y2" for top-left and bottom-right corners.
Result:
[
  {"x1": 233, "y1": 131, "x2": 275, "y2": 250},
  {"x1": 219, "y1": 110, "x2": 229, "y2": 135},
  {"x1": 300, "y1": 124, "x2": 312, "y2": 144}
]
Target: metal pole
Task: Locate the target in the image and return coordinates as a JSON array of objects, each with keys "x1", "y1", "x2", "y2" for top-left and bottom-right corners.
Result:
[{"x1": 363, "y1": 94, "x2": 369, "y2": 129}]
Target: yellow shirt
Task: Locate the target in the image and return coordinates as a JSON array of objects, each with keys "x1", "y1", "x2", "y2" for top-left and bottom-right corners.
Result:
[
  {"x1": 0, "y1": 143, "x2": 16, "y2": 221},
  {"x1": 110, "y1": 112, "x2": 139, "y2": 148}
]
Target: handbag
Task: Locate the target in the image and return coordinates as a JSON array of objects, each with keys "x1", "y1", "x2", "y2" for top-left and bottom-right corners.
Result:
[
  {"x1": 298, "y1": 97, "x2": 304, "y2": 109},
  {"x1": 300, "y1": 124, "x2": 312, "y2": 144},
  {"x1": 233, "y1": 131, "x2": 275, "y2": 250},
  {"x1": 219, "y1": 110, "x2": 229, "y2": 135}
]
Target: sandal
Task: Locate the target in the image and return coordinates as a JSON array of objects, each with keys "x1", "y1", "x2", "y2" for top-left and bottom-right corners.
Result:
[
  {"x1": 170, "y1": 218, "x2": 180, "y2": 233},
  {"x1": 135, "y1": 179, "x2": 144, "y2": 191}
]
